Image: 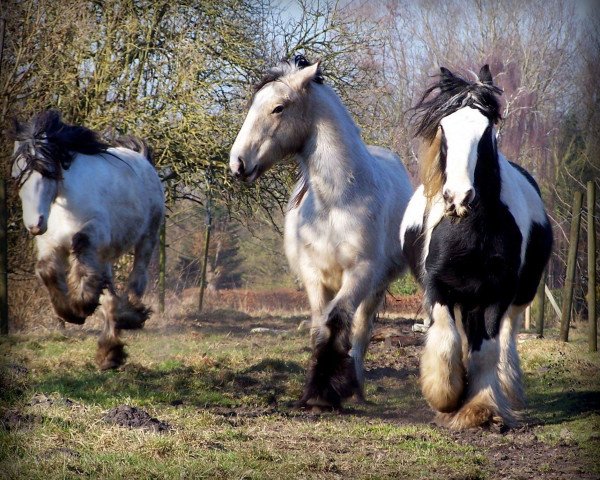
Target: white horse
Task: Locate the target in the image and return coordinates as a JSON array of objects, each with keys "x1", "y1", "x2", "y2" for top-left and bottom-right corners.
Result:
[
  {"x1": 11, "y1": 110, "x2": 165, "y2": 369},
  {"x1": 230, "y1": 55, "x2": 413, "y2": 408},
  {"x1": 400, "y1": 66, "x2": 552, "y2": 429}
]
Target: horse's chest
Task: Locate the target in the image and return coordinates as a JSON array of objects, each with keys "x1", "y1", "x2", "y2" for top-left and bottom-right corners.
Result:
[
  {"x1": 298, "y1": 218, "x2": 359, "y2": 276},
  {"x1": 426, "y1": 209, "x2": 522, "y2": 297}
]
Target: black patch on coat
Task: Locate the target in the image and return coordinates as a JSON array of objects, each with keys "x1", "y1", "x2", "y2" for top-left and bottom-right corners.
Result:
[{"x1": 402, "y1": 225, "x2": 425, "y2": 284}]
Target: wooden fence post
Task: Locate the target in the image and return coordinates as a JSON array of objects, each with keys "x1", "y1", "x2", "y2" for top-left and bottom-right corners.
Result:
[
  {"x1": 587, "y1": 181, "x2": 597, "y2": 352},
  {"x1": 0, "y1": 179, "x2": 8, "y2": 335},
  {"x1": 158, "y1": 218, "x2": 166, "y2": 314},
  {"x1": 560, "y1": 191, "x2": 583, "y2": 342},
  {"x1": 535, "y1": 271, "x2": 547, "y2": 337}
]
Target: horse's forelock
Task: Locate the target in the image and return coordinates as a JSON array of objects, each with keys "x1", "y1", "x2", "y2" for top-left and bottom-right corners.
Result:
[
  {"x1": 251, "y1": 55, "x2": 323, "y2": 102},
  {"x1": 412, "y1": 69, "x2": 503, "y2": 142}
]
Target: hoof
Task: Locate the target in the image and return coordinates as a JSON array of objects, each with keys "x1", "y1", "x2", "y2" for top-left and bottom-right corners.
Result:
[
  {"x1": 96, "y1": 338, "x2": 127, "y2": 370},
  {"x1": 434, "y1": 403, "x2": 504, "y2": 430},
  {"x1": 114, "y1": 298, "x2": 151, "y2": 330}
]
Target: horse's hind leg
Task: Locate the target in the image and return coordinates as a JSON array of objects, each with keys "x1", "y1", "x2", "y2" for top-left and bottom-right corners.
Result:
[
  {"x1": 350, "y1": 288, "x2": 386, "y2": 401},
  {"x1": 36, "y1": 250, "x2": 87, "y2": 324},
  {"x1": 115, "y1": 215, "x2": 161, "y2": 329},
  {"x1": 421, "y1": 302, "x2": 465, "y2": 413},
  {"x1": 498, "y1": 305, "x2": 526, "y2": 411},
  {"x1": 96, "y1": 275, "x2": 127, "y2": 370},
  {"x1": 67, "y1": 231, "x2": 105, "y2": 318}
]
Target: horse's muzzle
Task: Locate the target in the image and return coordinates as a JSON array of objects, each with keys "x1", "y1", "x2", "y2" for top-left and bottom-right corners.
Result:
[{"x1": 27, "y1": 215, "x2": 47, "y2": 235}]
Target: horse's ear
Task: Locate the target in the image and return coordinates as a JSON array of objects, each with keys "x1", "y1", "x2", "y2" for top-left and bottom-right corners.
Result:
[
  {"x1": 478, "y1": 64, "x2": 493, "y2": 85},
  {"x1": 291, "y1": 60, "x2": 321, "y2": 90},
  {"x1": 440, "y1": 67, "x2": 454, "y2": 79}
]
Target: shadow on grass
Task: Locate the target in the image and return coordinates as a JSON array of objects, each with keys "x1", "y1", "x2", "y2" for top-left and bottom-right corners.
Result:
[
  {"x1": 527, "y1": 389, "x2": 600, "y2": 426},
  {"x1": 30, "y1": 357, "x2": 307, "y2": 409}
]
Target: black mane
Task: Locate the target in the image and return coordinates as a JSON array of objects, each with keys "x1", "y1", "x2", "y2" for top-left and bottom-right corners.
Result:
[
  {"x1": 9, "y1": 110, "x2": 153, "y2": 184},
  {"x1": 412, "y1": 65, "x2": 503, "y2": 141},
  {"x1": 9, "y1": 110, "x2": 110, "y2": 184},
  {"x1": 252, "y1": 54, "x2": 323, "y2": 99}
]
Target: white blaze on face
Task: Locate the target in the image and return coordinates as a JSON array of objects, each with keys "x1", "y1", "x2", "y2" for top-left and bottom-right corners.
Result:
[
  {"x1": 440, "y1": 107, "x2": 490, "y2": 216},
  {"x1": 12, "y1": 157, "x2": 57, "y2": 235}
]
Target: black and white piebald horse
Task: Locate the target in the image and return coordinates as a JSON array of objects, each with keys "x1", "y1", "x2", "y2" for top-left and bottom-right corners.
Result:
[{"x1": 400, "y1": 65, "x2": 552, "y2": 429}]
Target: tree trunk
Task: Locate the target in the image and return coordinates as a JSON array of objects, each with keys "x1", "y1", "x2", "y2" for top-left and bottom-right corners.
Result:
[
  {"x1": 158, "y1": 219, "x2": 166, "y2": 314},
  {"x1": 198, "y1": 197, "x2": 212, "y2": 313}
]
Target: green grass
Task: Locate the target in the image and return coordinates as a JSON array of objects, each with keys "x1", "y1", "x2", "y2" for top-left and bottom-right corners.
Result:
[{"x1": 0, "y1": 316, "x2": 598, "y2": 479}]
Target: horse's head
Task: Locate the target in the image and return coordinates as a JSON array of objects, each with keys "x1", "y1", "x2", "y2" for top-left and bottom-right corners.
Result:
[
  {"x1": 11, "y1": 145, "x2": 60, "y2": 236},
  {"x1": 230, "y1": 55, "x2": 322, "y2": 183},
  {"x1": 414, "y1": 65, "x2": 502, "y2": 217},
  {"x1": 10, "y1": 113, "x2": 66, "y2": 235}
]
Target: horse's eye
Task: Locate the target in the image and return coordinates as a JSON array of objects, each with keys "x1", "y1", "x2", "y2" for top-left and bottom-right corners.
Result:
[{"x1": 271, "y1": 105, "x2": 284, "y2": 114}]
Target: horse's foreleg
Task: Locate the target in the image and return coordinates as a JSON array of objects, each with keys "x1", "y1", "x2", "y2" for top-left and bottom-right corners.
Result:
[
  {"x1": 96, "y1": 278, "x2": 127, "y2": 371},
  {"x1": 350, "y1": 289, "x2": 386, "y2": 401},
  {"x1": 498, "y1": 305, "x2": 526, "y2": 411},
  {"x1": 67, "y1": 231, "x2": 105, "y2": 318},
  {"x1": 36, "y1": 251, "x2": 86, "y2": 324},
  {"x1": 438, "y1": 303, "x2": 515, "y2": 430},
  {"x1": 301, "y1": 262, "x2": 373, "y2": 409},
  {"x1": 421, "y1": 302, "x2": 465, "y2": 414}
]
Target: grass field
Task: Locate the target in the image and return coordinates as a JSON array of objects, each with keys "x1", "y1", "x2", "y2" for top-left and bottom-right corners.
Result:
[{"x1": 0, "y1": 307, "x2": 599, "y2": 479}]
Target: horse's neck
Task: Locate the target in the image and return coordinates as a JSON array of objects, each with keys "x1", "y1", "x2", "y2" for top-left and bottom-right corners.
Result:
[
  {"x1": 474, "y1": 148, "x2": 502, "y2": 209},
  {"x1": 298, "y1": 86, "x2": 371, "y2": 205}
]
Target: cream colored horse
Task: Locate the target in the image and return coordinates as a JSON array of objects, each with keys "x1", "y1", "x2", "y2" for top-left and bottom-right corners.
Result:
[{"x1": 230, "y1": 56, "x2": 413, "y2": 408}]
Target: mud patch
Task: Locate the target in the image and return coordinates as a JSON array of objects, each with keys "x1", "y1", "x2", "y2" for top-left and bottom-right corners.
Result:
[
  {"x1": 103, "y1": 405, "x2": 170, "y2": 432},
  {"x1": 1, "y1": 410, "x2": 40, "y2": 431},
  {"x1": 449, "y1": 425, "x2": 597, "y2": 480},
  {"x1": 29, "y1": 392, "x2": 76, "y2": 408}
]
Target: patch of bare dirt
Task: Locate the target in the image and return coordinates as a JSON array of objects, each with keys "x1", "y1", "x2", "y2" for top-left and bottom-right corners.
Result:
[
  {"x1": 28, "y1": 392, "x2": 76, "y2": 408},
  {"x1": 0, "y1": 410, "x2": 40, "y2": 431},
  {"x1": 449, "y1": 425, "x2": 598, "y2": 480},
  {"x1": 103, "y1": 405, "x2": 170, "y2": 432}
]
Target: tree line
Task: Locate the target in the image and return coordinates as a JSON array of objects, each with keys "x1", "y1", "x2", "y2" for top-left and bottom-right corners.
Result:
[{"x1": 1, "y1": 0, "x2": 597, "y2": 324}]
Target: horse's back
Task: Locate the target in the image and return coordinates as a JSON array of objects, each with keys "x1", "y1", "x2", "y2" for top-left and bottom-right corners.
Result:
[
  {"x1": 500, "y1": 156, "x2": 552, "y2": 305},
  {"x1": 366, "y1": 145, "x2": 412, "y2": 202},
  {"x1": 49, "y1": 147, "x2": 164, "y2": 256}
]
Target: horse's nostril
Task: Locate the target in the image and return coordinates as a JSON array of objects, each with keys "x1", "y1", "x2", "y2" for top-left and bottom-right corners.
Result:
[
  {"x1": 461, "y1": 189, "x2": 475, "y2": 207},
  {"x1": 38, "y1": 215, "x2": 44, "y2": 227},
  {"x1": 235, "y1": 157, "x2": 245, "y2": 177}
]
